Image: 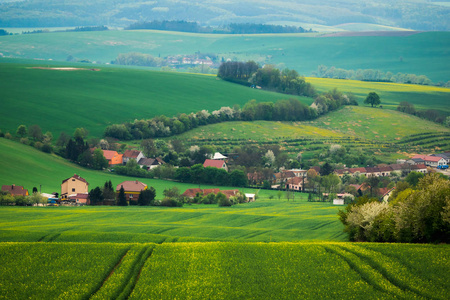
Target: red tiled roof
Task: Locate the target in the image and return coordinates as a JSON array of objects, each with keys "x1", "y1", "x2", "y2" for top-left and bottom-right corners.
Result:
[
  {"x1": 287, "y1": 177, "x2": 304, "y2": 185},
  {"x1": 411, "y1": 164, "x2": 427, "y2": 170},
  {"x1": 182, "y1": 188, "x2": 203, "y2": 198},
  {"x1": 349, "y1": 167, "x2": 367, "y2": 173},
  {"x1": 203, "y1": 159, "x2": 226, "y2": 169},
  {"x1": 62, "y1": 174, "x2": 88, "y2": 184},
  {"x1": 378, "y1": 166, "x2": 393, "y2": 172},
  {"x1": 1, "y1": 184, "x2": 28, "y2": 196},
  {"x1": 103, "y1": 150, "x2": 120, "y2": 160},
  {"x1": 123, "y1": 150, "x2": 141, "y2": 159},
  {"x1": 116, "y1": 181, "x2": 147, "y2": 192},
  {"x1": 69, "y1": 193, "x2": 89, "y2": 199},
  {"x1": 411, "y1": 155, "x2": 442, "y2": 162},
  {"x1": 221, "y1": 190, "x2": 240, "y2": 199}
]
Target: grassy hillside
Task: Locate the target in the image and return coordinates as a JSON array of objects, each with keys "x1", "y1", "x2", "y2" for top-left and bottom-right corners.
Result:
[
  {"x1": 0, "y1": 138, "x2": 256, "y2": 197},
  {"x1": 307, "y1": 77, "x2": 450, "y2": 113},
  {"x1": 169, "y1": 106, "x2": 450, "y2": 158},
  {"x1": 1, "y1": 59, "x2": 448, "y2": 140},
  {"x1": 0, "y1": 242, "x2": 448, "y2": 299},
  {"x1": 1, "y1": 30, "x2": 449, "y2": 82},
  {"x1": 0, "y1": 60, "x2": 309, "y2": 137}
]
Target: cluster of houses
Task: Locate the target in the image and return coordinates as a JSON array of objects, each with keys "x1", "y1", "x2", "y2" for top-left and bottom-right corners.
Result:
[
  {"x1": 166, "y1": 55, "x2": 215, "y2": 66},
  {"x1": 99, "y1": 149, "x2": 166, "y2": 170}
]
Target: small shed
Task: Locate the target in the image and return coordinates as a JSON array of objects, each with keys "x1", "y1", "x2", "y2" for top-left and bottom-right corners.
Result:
[
  {"x1": 245, "y1": 193, "x2": 256, "y2": 202},
  {"x1": 333, "y1": 199, "x2": 345, "y2": 205}
]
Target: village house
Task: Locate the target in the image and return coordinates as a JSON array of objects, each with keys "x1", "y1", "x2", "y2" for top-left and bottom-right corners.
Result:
[
  {"x1": 69, "y1": 193, "x2": 89, "y2": 205},
  {"x1": 411, "y1": 155, "x2": 447, "y2": 167},
  {"x1": 181, "y1": 188, "x2": 240, "y2": 200},
  {"x1": 102, "y1": 150, "x2": 123, "y2": 166},
  {"x1": 138, "y1": 157, "x2": 165, "y2": 170},
  {"x1": 287, "y1": 177, "x2": 306, "y2": 192},
  {"x1": 61, "y1": 174, "x2": 89, "y2": 201},
  {"x1": 1, "y1": 184, "x2": 29, "y2": 196},
  {"x1": 431, "y1": 153, "x2": 450, "y2": 165},
  {"x1": 123, "y1": 150, "x2": 144, "y2": 165},
  {"x1": 116, "y1": 180, "x2": 148, "y2": 202},
  {"x1": 203, "y1": 159, "x2": 228, "y2": 172}
]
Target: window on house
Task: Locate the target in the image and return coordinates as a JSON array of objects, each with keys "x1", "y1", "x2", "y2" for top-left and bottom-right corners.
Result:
[
  {"x1": 72, "y1": 188, "x2": 75, "y2": 192},
  {"x1": 72, "y1": 179, "x2": 75, "y2": 181}
]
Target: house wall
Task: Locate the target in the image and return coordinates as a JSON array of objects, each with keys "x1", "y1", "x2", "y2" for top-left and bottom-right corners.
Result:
[{"x1": 61, "y1": 178, "x2": 88, "y2": 199}]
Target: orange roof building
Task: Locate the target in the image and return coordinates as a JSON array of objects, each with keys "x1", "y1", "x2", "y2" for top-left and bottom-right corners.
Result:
[
  {"x1": 203, "y1": 159, "x2": 228, "y2": 172},
  {"x1": 102, "y1": 150, "x2": 123, "y2": 166},
  {"x1": 116, "y1": 180, "x2": 148, "y2": 202}
]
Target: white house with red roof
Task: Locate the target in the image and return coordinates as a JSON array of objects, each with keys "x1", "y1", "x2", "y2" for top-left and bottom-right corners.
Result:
[
  {"x1": 203, "y1": 159, "x2": 228, "y2": 172},
  {"x1": 411, "y1": 155, "x2": 446, "y2": 167},
  {"x1": 123, "y1": 150, "x2": 144, "y2": 165}
]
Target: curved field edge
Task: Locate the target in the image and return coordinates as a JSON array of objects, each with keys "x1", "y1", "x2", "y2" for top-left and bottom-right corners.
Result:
[{"x1": 0, "y1": 242, "x2": 448, "y2": 300}]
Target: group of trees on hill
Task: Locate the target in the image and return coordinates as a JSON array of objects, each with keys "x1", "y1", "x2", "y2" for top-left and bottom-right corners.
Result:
[
  {"x1": 313, "y1": 65, "x2": 447, "y2": 86},
  {"x1": 126, "y1": 20, "x2": 309, "y2": 34},
  {"x1": 218, "y1": 62, "x2": 316, "y2": 97},
  {"x1": 105, "y1": 88, "x2": 357, "y2": 141},
  {"x1": 339, "y1": 173, "x2": 450, "y2": 243}
]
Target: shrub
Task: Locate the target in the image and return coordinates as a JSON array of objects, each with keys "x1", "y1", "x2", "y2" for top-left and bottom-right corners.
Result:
[{"x1": 160, "y1": 199, "x2": 183, "y2": 207}]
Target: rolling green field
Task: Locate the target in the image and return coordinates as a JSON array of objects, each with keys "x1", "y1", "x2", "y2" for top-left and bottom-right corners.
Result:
[
  {"x1": 307, "y1": 77, "x2": 450, "y2": 113},
  {"x1": 1, "y1": 59, "x2": 449, "y2": 141},
  {"x1": 0, "y1": 241, "x2": 448, "y2": 299},
  {"x1": 169, "y1": 106, "x2": 450, "y2": 158},
  {"x1": 0, "y1": 60, "x2": 312, "y2": 137},
  {"x1": 0, "y1": 199, "x2": 345, "y2": 243},
  {"x1": 1, "y1": 30, "x2": 449, "y2": 82}
]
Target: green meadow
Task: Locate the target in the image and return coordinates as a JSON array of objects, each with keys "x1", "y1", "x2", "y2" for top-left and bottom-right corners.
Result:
[
  {"x1": 1, "y1": 60, "x2": 449, "y2": 141},
  {"x1": 1, "y1": 30, "x2": 449, "y2": 82},
  {"x1": 0, "y1": 60, "x2": 310, "y2": 137},
  {"x1": 0, "y1": 198, "x2": 345, "y2": 243}
]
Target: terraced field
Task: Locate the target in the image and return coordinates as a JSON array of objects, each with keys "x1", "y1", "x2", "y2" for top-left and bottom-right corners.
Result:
[
  {"x1": 170, "y1": 106, "x2": 450, "y2": 160},
  {"x1": 1, "y1": 242, "x2": 448, "y2": 299}
]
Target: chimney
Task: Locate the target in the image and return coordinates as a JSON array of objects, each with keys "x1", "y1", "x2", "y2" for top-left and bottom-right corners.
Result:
[
  {"x1": 11, "y1": 184, "x2": 15, "y2": 189},
  {"x1": 136, "y1": 180, "x2": 138, "y2": 184}
]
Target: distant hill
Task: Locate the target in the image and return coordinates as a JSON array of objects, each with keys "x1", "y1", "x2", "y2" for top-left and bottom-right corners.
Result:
[
  {"x1": 1, "y1": 31, "x2": 449, "y2": 83},
  {"x1": 0, "y1": 0, "x2": 449, "y2": 31}
]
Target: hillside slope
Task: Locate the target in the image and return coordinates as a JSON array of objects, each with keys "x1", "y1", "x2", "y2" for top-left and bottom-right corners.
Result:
[{"x1": 0, "y1": 61, "x2": 310, "y2": 137}]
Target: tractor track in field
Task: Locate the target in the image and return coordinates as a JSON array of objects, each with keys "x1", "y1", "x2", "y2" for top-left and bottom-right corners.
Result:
[{"x1": 323, "y1": 245, "x2": 422, "y2": 299}]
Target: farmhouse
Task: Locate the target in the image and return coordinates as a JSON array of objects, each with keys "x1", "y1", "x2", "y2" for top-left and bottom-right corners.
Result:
[
  {"x1": 102, "y1": 150, "x2": 123, "y2": 166},
  {"x1": 123, "y1": 150, "x2": 144, "y2": 165},
  {"x1": 287, "y1": 177, "x2": 306, "y2": 191},
  {"x1": 203, "y1": 159, "x2": 228, "y2": 171},
  {"x1": 411, "y1": 155, "x2": 446, "y2": 167},
  {"x1": 181, "y1": 188, "x2": 240, "y2": 200},
  {"x1": 61, "y1": 174, "x2": 89, "y2": 200},
  {"x1": 68, "y1": 193, "x2": 89, "y2": 205},
  {"x1": 138, "y1": 157, "x2": 165, "y2": 170},
  {"x1": 1, "y1": 184, "x2": 29, "y2": 196},
  {"x1": 116, "y1": 180, "x2": 147, "y2": 202}
]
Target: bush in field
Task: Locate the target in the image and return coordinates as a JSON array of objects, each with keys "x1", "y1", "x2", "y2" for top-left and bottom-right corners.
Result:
[
  {"x1": 217, "y1": 192, "x2": 232, "y2": 207},
  {"x1": 138, "y1": 187, "x2": 156, "y2": 206}
]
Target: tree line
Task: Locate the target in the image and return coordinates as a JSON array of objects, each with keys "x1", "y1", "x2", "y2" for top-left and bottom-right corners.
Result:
[
  {"x1": 104, "y1": 88, "x2": 357, "y2": 141},
  {"x1": 397, "y1": 101, "x2": 449, "y2": 125},
  {"x1": 126, "y1": 20, "x2": 309, "y2": 34},
  {"x1": 313, "y1": 65, "x2": 450, "y2": 87},
  {"x1": 218, "y1": 61, "x2": 316, "y2": 97}
]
